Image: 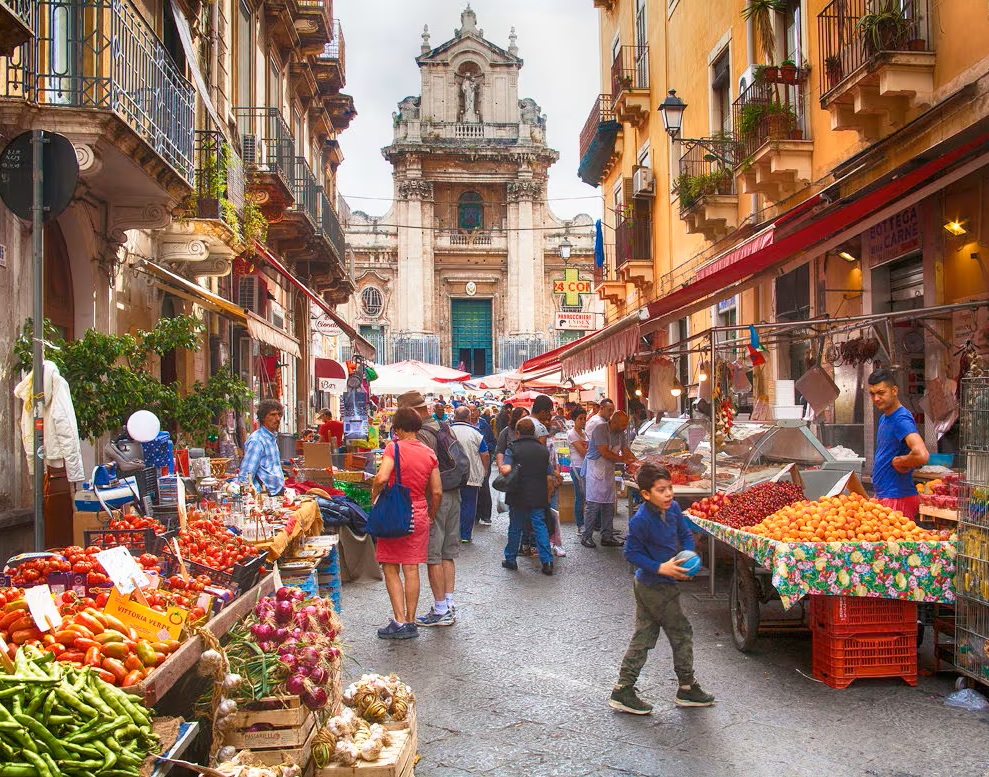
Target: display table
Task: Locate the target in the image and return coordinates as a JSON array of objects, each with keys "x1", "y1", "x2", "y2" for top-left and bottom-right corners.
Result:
[
  {"x1": 691, "y1": 516, "x2": 956, "y2": 609},
  {"x1": 258, "y1": 500, "x2": 323, "y2": 560}
]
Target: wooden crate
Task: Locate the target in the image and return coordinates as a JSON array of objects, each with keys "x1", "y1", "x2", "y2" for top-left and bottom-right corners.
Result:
[
  {"x1": 380, "y1": 703, "x2": 417, "y2": 744},
  {"x1": 314, "y1": 727, "x2": 415, "y2": 777},
  {"x1": 225, "y1": 704, "x2": 317, "y2": 749},
  {"x1": 230, "y1": 694, "x2": 310, "y2": 728},
  {"x1": 246, "y1": 725, "x2": 317, "y2": 768}
]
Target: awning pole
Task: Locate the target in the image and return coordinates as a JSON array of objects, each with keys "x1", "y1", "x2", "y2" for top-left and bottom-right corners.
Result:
[{"x1": 709, "y1": 334, "x2": 717, "y2": 597}]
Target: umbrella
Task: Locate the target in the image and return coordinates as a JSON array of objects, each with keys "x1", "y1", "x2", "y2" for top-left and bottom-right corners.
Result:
[
  {"x1": 388, "y1": 359, "x2": 470, "y2": 382},
  {"x1": 505, "y1": 389, "x2": 552, "y2": 408},
  {"x1": 369, "y1": 365, "x2": 446, "y2": 395},
  {"x1": 465, "y1": 371, "x2": 520, "y2": 390}
]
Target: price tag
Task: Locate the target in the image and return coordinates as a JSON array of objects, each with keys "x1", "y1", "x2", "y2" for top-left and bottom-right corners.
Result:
[
  {"x1": 825, "y1": 471, "x2": 853, "y2": 497},
  {"x1": 271, "y1": 562, "x2": 283, "y2": 590},
  {"x1": 177, "y1": 476, "x2": 188, "y2": 530},
  {"x1": 25, "y1": 585, "x2": 62, "y2": 632},
  {"x1": 96, "y1": 546, "x2": 151, "y2": 595},
  {"x1": 171, "y1": 537, "x2": 190, "y2": 581}
]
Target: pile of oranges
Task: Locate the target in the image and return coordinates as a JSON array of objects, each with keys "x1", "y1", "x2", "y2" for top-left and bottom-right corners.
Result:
[{"x1": 746, "y1": 492, "x2": 942, "y2": 543}]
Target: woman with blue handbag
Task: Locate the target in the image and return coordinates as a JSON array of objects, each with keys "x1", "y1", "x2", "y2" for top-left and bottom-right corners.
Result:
[{"x1": 370, "y1": 407, "x2": 442, "y2": 640}]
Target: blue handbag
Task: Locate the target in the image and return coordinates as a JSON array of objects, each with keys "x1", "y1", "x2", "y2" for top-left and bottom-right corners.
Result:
[{"x1": 366, "y1": 442, "x2": 414, "y2": 539}]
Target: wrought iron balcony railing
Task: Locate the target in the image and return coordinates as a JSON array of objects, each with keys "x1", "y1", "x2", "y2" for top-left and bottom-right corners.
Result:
[
  {"x1": 318, "y1": 188, "x2": 345, "y2": 263},
  {"x1": 578, "y1": 93, "x2": 616, "y2": 162},
  {"x1": 233, "y1": 106, "x2": 296, "y2": 190},
  {"x1": 4, "y1": 0, "x2": 32, "y2": 33},
  {"x1": 731, "y1": 76, "x2": 806, "y2": 160},
  {"x1": 615, "y1": 215, "x2": 651, "y2": 269},
  {"x1": 1, "y1": 0, "x2": 194, "y2": 181},
  {"x1": 676, "y1": 138, "x2": 739, "y2": 215},
  {"x1": 193, "y1": 129, "x2": 245, "y2": 218},
  {"x1": 319, "y1": 19, "x2": 345, "y2": 70},
  {"x1": 610, "y1": 44, "x2": 648, "y2": 97},
  {"x1": 290, "y1": 155, "x2": 318, "y2": 229},
  {"x1": 817, "y1": 0, "x2": 931, "y2": 99}
]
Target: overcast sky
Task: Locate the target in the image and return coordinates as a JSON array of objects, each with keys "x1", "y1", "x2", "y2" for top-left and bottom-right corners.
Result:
[{"x1": 336, "y1": 1, "x2": 604, "y2": 222}]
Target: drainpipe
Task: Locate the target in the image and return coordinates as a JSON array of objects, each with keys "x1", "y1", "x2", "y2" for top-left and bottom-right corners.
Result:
[{"x1": 744, "y1": 11, "x2": 759, "y2": 220}]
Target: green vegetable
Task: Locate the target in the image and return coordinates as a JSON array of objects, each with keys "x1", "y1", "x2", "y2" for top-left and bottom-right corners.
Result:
[
  {"x1": 15, "y1": 713, "x2": 69, "y2": 759},
  {"x1": 0, "y1": 765, "x2": 36, "y2": 777},
  {"x1": 21, "y1": 749, "x2": 53, "y2": 777}
]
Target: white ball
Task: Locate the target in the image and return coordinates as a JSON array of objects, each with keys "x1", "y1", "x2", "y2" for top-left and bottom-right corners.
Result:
[{"x1": 126, "y1": 410, "x2": 161, "y2": 442}]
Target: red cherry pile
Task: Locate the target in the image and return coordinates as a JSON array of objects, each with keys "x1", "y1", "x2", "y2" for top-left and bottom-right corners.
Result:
[{"x1": 706, "y1": 481, "x2": 805, "y2": 529}]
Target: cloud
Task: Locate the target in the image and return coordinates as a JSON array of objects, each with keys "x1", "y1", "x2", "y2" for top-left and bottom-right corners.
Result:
[{"x1": 336, "y1": 0, "x2": 604, "y2": 220}]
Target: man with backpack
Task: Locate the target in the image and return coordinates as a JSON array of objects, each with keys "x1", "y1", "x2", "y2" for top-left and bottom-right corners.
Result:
[{"x1": 397, "y1": 390, "x2": 470, "y2": 627}]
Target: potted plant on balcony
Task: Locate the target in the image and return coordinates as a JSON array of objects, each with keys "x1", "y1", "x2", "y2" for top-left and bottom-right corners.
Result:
[
  {"x1": 614, "y1": 73, "x2": 634, "y2": 92},
  {"x1": 857, "y1": 0, "x2": 912, "y2": 57},
  {"x1": 824, "y1": 54, "x2": 844, "y2": 89},
  {"x1": 742, "y1": 0, "x2": 788, "y2": 65},
  {"x1": 779, "y1": 59, "x2": 799, "y2": 84}
]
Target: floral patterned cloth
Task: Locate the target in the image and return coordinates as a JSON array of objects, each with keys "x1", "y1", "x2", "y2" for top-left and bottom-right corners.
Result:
[{"x1": 691, "y1": 515, "x2": 956, "y2": 610}]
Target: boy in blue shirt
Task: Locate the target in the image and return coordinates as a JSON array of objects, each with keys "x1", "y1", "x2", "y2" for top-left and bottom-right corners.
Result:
[{"x1": 609, "y1": 463, "x2": 715, "y2": 714}]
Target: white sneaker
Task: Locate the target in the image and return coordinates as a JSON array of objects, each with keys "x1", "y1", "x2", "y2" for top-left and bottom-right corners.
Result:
[{"x1": 551, "y1": 544, "x2": 567, "y2": 558}]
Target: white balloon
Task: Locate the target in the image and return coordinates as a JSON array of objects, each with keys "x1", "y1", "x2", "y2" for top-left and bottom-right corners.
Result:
[{"x1": 127, "y1": 410, "x2": 161, "y2": 442}]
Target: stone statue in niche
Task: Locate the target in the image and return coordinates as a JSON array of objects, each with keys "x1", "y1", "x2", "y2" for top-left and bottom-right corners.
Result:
[{"x1": 460, "y1": 73, "x2": 480, "y2": 123}]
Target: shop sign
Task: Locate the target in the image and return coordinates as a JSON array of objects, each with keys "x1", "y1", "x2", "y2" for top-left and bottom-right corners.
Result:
[
  {"x1": 553, "y1": 268, "x2": 591, "y2": 306},
  {"x1": 311, "y1": 313, "x2": 341, "y2": 336},
  {"x1": 318, "y1": 377, "x2": 346, "y2": 393},
  {"x1": 104, "y1": 587, "x2": 186, "y2": 642},
  {"x1": 556, "y1": 312, "x2": 594, "y2": 330},
  {"x1": 717, "y1": 296, "x2": 737, "y2": 313},
  {"x1": 866, "y1": 206, "x2": 920, "y2": 269}
]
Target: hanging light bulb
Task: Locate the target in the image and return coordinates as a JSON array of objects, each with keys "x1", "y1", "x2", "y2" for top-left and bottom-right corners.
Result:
[
  {"x1": 670, "y1": 379, "x2": 683, "y2": 397},
  {"x1": 634, "y1": 388, "x2": 643, "y2": 397},
  {"x1": 698, "y1": 360, "x2": 709, "y2": 382}
]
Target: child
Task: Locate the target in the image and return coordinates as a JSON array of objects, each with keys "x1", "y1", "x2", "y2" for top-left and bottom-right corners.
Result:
[{"x1": 608, "y1": 463, "x2": 715, "y2": 714}]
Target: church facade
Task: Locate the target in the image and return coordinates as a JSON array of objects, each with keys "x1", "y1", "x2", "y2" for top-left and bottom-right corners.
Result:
[{"x1": 342, "y1": 7, "x2": 598, "y2": 374}]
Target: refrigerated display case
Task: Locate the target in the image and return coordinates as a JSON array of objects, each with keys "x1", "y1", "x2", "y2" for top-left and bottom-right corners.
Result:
[{"x1": 629, "y1": 417, "x2": 834, "y2": 496}]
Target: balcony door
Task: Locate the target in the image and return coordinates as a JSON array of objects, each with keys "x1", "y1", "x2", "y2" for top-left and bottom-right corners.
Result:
[
  {"x1": 44, "y1": 0, "x2": 82, "y2": 106},
  {"x1": 634, "y1": 0, "x2": 648, "y2": 87}
]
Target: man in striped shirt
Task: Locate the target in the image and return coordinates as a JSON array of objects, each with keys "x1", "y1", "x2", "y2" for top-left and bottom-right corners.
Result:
[{"x1": 237, "y1": 399, "x2": 286, "y2": 494}]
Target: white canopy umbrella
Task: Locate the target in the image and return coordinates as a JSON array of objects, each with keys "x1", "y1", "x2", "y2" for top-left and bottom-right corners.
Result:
[{"x1": 369, "y1": 365, "x2": 447, "y2": 396}]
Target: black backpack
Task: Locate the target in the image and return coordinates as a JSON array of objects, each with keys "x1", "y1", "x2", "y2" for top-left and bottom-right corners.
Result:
[{"x1": 421, "y1": 421, "x2": 470, "y2": 491}]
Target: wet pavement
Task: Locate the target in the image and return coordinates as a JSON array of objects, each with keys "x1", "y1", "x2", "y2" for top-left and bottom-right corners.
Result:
[{"x1": 339, "y1": 498, "x2": 989, "y2": 777}]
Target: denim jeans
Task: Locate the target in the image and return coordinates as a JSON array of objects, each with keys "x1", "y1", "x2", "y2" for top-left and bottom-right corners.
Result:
[
  {"x1": 505, "y1": 506, "x2": 552, "y2": 564},
  {"x1": 570, "y1": 470, "x2": 586, "y2": 530},
  {"x1": 459, "y1": 485, "x2": 479, "y2": 541}
]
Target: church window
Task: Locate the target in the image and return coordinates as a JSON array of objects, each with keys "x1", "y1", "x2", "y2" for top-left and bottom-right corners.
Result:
[
  {"x1": 458, "y1": 191, "x2": 484, "y2": 231},
  {"x1": 361, "y1": 286, "x2": 383, "y2": 318}
]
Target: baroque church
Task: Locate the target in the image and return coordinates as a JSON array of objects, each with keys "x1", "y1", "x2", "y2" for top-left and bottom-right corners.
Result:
[{"x1": 342, "y1": 6, "x2": 598, "y2": 374}]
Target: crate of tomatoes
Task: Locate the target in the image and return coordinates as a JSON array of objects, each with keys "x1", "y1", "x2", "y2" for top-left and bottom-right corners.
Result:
[{"x1": 159, "y1": 516, "x2": 264, "y2": 592}]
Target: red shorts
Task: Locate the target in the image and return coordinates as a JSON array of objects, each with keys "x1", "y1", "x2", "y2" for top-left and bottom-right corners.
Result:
[{"x1": 877, "y1": 495, "x2": 921, "y2": 520}]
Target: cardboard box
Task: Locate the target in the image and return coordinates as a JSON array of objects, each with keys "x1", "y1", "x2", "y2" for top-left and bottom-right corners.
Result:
[
  {"x1": 303, "y1": 442, "x2": 334, "y2": 470},
  {"x1": 73, "y1": 510, "x2": 112, "y2": 547}
]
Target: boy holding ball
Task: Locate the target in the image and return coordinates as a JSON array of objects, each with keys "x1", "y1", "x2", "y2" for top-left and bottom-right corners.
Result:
[{"x1": 608, "y1": 463, "x2": 715, "y2": 714}]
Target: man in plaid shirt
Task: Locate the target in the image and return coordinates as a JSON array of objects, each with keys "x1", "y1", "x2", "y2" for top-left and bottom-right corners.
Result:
[{"x1": 237, "y1": 399, "x2": 286, "y2": 494}]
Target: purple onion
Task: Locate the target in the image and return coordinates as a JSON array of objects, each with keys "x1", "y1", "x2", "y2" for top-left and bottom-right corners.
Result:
[
  {"x1": 278, "y1": 653, "x2": 297, "y2": 670},
  {"x1": 274, "y1": 600, "x2": 295, "y2": 626},
  {"x1": 285, "y1": 673, "x2": 308, "y2": 696},
  {"x1": 273, "y1": 627, "x2": 289, "y2": 643},
  {"x1": 275, "y1": 587, "x2": 297, "y2": 602},
  {"x1": 291, "y1": 589, "x2": 305, "y2": 602},
  {"x1": 278, "y1": 638, "x2": 299, "y2": 655},
  {"x1": 308, "y1": 665, "x2": 329, "y2": 686},
  {"x1": 298, "y1": 646, "x2": 321, "y2": 667},
  {"x1": 258, "y1": 640, "x2": 277, "y2": 653},
  {"x1": 250, "y1": 622, "x2": 274, "y2": 641},
  {"x1": 301, "y1": 686, "x2": 328, "y2": 710},
  {"x1": 295, "y1": 664, "x2": 313, "y2": 677}
]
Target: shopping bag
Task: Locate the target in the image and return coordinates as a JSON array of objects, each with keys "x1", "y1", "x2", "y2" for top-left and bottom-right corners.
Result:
[{"x1": 366, "y1": 443, "x2": 414, "y2": 539}]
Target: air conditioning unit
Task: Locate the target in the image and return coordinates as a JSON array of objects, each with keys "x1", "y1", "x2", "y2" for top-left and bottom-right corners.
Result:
[
  {"x1": 238, "y1": 275, "x2": 261, "y2": 312},
  {"x1": 632, "y1": 166, "x2": 655, "y2": 197},
  {"x1": 739, "y1": 65, "x2": 758, "y2": 95},
  {"x1": 270, "y1": 301, "x2": 285, "y2": 331}
]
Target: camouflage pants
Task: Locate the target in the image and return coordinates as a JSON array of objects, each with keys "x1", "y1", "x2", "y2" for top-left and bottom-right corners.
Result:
[{"x1": 617, "y1": 579, "x2": 694, "y2": 688}]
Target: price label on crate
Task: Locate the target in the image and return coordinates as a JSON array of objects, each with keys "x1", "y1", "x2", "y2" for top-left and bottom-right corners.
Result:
[
  {"x1": 25, "y1": 584, "x2": 62, "y2": 632},
  {"x1": 96, "y1": 545, "x2": 151, "y2": 595}
]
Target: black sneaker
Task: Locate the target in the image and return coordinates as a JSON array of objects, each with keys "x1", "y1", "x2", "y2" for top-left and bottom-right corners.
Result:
[
  {"x1": 608, "y1": 686, "x2": 653, "y2": 715},
  {"x1": 675, "y1": 683, "x2": 715, "y2": 707},
  {"x1": 580, "y1": 537, "x2": 597, "y2": 548},
  {"x1": 501, "y1": 559, "x2": 518, "y2": 570},
  {"x1": 541, "y1": 561, "x2": 554, "y2": 576}
]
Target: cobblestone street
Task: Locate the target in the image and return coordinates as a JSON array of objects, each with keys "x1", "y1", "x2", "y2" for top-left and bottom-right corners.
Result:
[{"x1": 340, "y1": 501, "x2": 989, "y2": 777}]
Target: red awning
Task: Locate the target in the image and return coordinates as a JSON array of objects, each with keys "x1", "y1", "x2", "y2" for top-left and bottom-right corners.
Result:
[
  {"x1": 314, "y1": 358, "x2": 347, "y2": 379},
  {"x1": 642, "y1": 129, "x2": 989, "y2": 325},
  {"x1": 560, "y1": 316, "x2": 640, "y2": 378},
  {"x1": 519, "y1": 331, "x2": 597, "y2": 373},
  {"x1": 253, "y1": 241, "x2": 376, "y2": 360}
]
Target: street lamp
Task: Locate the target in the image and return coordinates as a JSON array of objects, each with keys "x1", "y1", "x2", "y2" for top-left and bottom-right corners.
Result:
[
  {"x1": 659, "y1": 89, "x2": 687, "y2": 138},
  {"x1": 559, "y1": 238, "x2": 572, "y2": 263}
]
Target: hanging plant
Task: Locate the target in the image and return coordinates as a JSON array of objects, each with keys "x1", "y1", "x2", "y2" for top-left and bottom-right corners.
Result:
[{"x1": 243, "y1": 202, "x2": 268, "y2": 244}]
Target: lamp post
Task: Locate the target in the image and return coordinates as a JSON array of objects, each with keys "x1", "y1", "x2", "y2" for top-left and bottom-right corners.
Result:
[
  {"x1": 658, "y1": 89, "x2": 736, "y2": 167},
  {"x1": 559, "y1": 237, "x2": 572, "y2": 264}
]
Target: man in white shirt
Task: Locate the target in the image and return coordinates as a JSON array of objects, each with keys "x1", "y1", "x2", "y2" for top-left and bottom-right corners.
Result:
[
  {"x1": 581, "y1": 410, "x2": 634, "y2": 548},
  {"x1": 451, "y1": 406, "x2": 489, "y2": 543}
]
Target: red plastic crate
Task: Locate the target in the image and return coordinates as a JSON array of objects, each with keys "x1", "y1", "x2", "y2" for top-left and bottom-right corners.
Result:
[
  {"x1": 811, "y1": 630, "x2": 917, "y2": 689},
  {"x1": 810, "y1": 595, "x2": 917, "y2": 636}
]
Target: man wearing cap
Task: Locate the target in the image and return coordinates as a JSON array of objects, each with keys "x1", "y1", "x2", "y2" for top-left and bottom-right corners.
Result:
[{"x1": 397, "y1": 390, "x2": 461, "y2": 627}]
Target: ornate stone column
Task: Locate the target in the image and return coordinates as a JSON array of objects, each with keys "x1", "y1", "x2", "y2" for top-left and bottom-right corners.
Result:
[
  {"x1": 396, "y1": 178, "x2": 433, "y2": 335},
  {"x1": 507, "y1": 179, "x2": 542, "y2": 334}
]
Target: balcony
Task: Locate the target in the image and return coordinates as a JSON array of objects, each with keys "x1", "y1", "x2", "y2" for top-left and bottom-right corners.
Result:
[
  {"x1": 676, "y1": 139, "x2": 740, "y2": 242},
  {"x1": 615, "y1": 215, "x2": 653, "y2": 292},
  {"x1": 313, "y1": 20, "x2": 346, "y2": 94},
  {"x1": 592, "y1": 0, "x2": 616, "y2": 9},
  {"x1": 577, "y1": 94, "x2": 622, "y2": 186},
  {"x1": 294, "y1": 0, "x2": 333, "y2": 55},
  {"x1": 731, "y1": 78, "x2": 812, "y2": 201},
  {"x1": 323, "y1": 92, "x2": 357, "y2": 131},
  {"x1": 0, "y1": 0, "x2": 31, "y2": 56},
  {"x1": 268, "y1": 154, "x2": 318, "y2": 249},
  {"x1": 299, "y1": 189, "x2": 352, "y2": 303},
  {"x1": 400, "y1": 121, "x2": 520, "y2": 144},
  {"x1": 818, "y1": 0, "x2": 934, "y2": 141},
  {"x1": 234, "y1": 107, "x2": 296, "y2": 222},
  {"x1": 434, "y1": 229, "x2": 508, "y2": 252},
  {"x1": 610, "y1": 45, "x2": 650, "y2": 127},
  {"x1": 0, "y1": 0, "x2": 195, "y2": 200}
]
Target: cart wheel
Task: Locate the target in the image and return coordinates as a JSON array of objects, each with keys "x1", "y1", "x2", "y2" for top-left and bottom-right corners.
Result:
[{"x1": 729, "y1": 563, "x2": 760, "y2": 652}]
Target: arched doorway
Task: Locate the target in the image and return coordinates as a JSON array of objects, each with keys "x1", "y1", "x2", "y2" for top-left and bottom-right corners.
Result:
[{"x1": 44, "y1": 222, "x2": 74, "y2": 341}]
